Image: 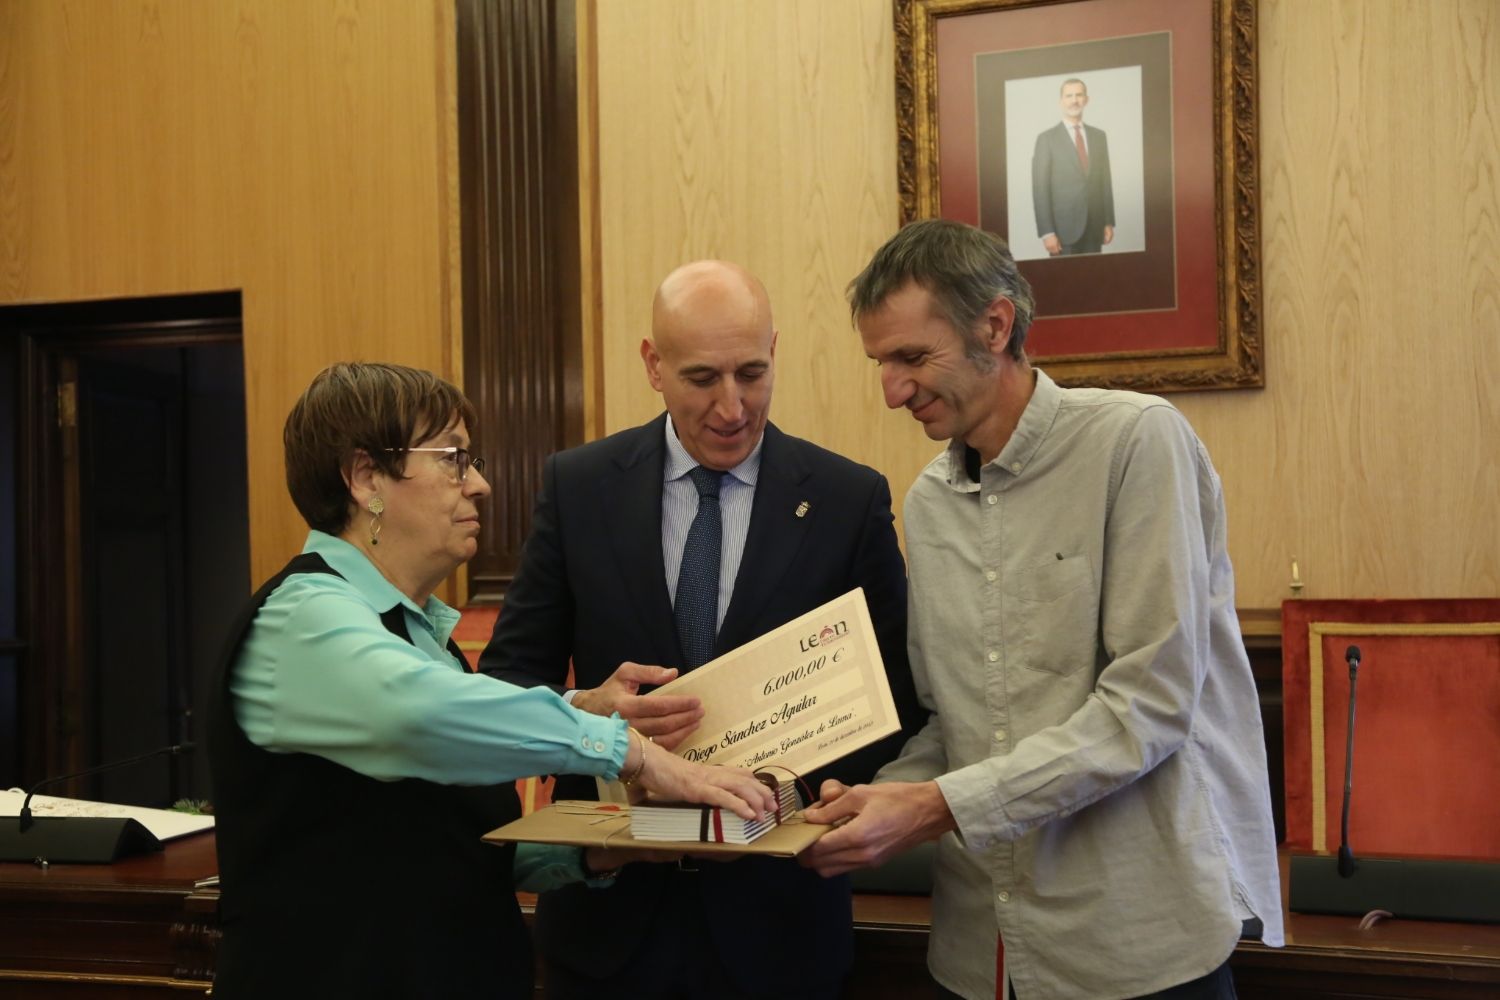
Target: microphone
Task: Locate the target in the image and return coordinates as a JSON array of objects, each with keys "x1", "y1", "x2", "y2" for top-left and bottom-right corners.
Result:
[
  {"x1": 19, "y1": 742, "x2": 195, "y2": 831},
  {"x1": 1290, "y1": 643, "x2": 1500, "y2": 922},
  {"x1": 1337, "y1": 647, "x2": 1360, "y2": 878},
  {"x1": 3, "y1": 743, "x2": 195, "y2": 864}
]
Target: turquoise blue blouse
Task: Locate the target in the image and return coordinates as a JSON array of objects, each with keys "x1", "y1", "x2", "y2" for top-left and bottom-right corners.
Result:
[{"x1": 231, "y1": 531, "x2": 628, "y2": 890}]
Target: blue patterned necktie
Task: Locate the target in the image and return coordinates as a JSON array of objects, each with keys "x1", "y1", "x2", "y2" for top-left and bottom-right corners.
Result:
[{"x1": 674, "y1": 466, "x2": 724, "y2": 669}]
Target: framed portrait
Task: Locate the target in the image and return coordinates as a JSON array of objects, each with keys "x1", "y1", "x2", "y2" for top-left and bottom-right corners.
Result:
[{"x1": 895, "y1": 0, "x2": 1262, "y2": 392}]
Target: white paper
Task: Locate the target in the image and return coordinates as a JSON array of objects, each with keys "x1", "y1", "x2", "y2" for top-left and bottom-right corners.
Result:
[{"x1": 1, "y1": 788, "x2": 215, "y2": 841}]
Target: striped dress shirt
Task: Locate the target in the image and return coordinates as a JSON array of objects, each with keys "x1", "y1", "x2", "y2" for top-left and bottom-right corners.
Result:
[{"x1": 661, "y1": 414, "x2": 761, "y2": 632}]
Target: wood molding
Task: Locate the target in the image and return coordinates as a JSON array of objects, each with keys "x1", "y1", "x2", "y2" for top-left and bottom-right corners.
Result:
[
  {"x1": 1238, "y1": 607, "x2": 1283, "y2": 641},
  {"x1": 456, "y1": 0, "x2": 585, "y2": 604}
]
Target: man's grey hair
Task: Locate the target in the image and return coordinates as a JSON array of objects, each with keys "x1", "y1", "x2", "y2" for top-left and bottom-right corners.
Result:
[
  {"x1": 847, "y1": 219, "x2": 1035, "y2": 364},
  {"x1": 1060, "y1": 77, "x2": 1087, "y2": 96}
]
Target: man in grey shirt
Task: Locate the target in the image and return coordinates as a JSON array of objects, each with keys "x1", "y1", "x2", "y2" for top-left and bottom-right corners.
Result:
[{"x1": 801, "y1": 220, "x2": 1281, "y2": 1000}]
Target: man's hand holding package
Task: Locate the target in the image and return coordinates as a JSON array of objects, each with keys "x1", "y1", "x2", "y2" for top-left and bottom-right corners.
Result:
[{"x1": 799, "y1": 778, "x2": 956, "y2": 877}]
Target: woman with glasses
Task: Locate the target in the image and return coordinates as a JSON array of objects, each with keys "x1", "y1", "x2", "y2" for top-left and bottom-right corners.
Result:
[{"x1": 208, "y1": 362, "x2": 774, "y2": 999}]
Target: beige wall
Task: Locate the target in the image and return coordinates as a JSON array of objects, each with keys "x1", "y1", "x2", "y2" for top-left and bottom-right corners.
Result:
[
  {"x1": 4, "y1": 0, "x2": 1494, "y2": 606},
  {"x1": 592, "y1": 0, "x2": 1500, "y2": 609},
  {"x1": 592, "y1": 0, "x2": 937, "y2": 541},
  {"x1": 0, "y1": 0, "x2": 462, "y2": 586}
]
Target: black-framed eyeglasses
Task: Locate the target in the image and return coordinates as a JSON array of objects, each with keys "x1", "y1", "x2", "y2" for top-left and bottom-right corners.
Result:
[{"x1": 384, "y1": 447, "x2": 486, "y2": 483}]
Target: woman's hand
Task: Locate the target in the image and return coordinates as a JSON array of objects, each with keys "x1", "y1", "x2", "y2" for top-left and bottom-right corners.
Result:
[{"x1": 632, "y1": 742, "x2": 776, "y2": 821}]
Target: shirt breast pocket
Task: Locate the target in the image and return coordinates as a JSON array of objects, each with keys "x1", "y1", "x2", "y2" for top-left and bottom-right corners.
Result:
[{"x1": 1005, "y1": 554, "x2": 1096, "y2": 676}]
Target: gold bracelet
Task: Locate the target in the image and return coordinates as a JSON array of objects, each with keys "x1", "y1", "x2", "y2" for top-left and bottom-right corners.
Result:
[{"x1": 620, "y1": 726, "x2": 649, "y2": 786}]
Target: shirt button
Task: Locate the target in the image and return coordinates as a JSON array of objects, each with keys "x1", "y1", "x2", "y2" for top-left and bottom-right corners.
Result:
[
  {"x1": 1010, "y1": 462, "x2": 1021, "y2": 473},
  {"x1": 994, "y1": 729, "x2": 1006, "y2": 742},
  {"x1": 986, "y1": 495, "x2": 998, "y2": 506},
  {"x1": 987, "y1": 650, "x2": 999, "y2": 663},
  {"x1": 985, "y1": 570, "x2": 996, "y2": 582},
  {"x1": 593, "y1": 740, "x2": 606, "y2": 753},
  {"x1": 998, "y1": 890, "x2": 1011, "y2": 903},
  {"x1": 580, "y1": 736, "x2": 590, "y2": 748}
]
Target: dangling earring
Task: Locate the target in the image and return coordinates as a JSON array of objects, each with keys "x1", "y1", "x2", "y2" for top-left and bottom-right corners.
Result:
[{"x1": 367, "y1": 496, "x2": 385, "y2": 546}]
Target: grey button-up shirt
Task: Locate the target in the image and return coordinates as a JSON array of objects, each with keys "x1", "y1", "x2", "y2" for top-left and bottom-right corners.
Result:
[{"x1": 882, "y1": 369, "x2": 1282, "y2": 1000}]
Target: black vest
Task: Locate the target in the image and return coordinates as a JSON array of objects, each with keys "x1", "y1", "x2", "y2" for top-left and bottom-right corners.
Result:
[{"x1": 208, "y1": 553, "x2": 528, "y2": 999}]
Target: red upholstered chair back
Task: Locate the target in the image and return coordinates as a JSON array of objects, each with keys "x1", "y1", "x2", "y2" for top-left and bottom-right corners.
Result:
[{"x1": 1281, "y1": 599, "x2": 1500, "y2": 859}]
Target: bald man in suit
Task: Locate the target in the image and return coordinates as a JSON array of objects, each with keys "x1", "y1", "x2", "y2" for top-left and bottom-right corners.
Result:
[
  {"x1": 480, "y1": 261, "x2": 916, "y2": 1000},
  {"x1": 1032, "y1": 77, "x2": 1116, "y2": 256}
]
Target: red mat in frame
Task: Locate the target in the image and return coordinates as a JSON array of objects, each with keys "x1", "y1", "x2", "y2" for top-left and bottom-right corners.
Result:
[{"x1": 1281, "y1": 599, "x2": 1500, "y2": 859}]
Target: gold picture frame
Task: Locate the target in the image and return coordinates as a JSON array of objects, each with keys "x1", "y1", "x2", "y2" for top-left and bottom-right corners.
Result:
[{"x1": 895, "y1": 0, "x2": 1262, "y2": 392}]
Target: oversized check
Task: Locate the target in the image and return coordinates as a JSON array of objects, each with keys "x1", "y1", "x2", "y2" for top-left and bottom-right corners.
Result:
[{"x1": 652, "y1": 588, "x2": 898, "y2": 776}]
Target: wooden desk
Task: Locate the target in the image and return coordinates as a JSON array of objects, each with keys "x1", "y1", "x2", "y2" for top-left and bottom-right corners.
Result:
[
  {"x1": 7, "y1": 839, "x2": 1500, "y2": 999},
  {"x1": 0, "y1": 832, "x2": 217, "y2": 998},
  {"x1": 847, "y1": 854, "x2": 1500, "y2": 1000},
  {"x1": 1233, "y1": 907, "x2": 1500, "y2": 999}
]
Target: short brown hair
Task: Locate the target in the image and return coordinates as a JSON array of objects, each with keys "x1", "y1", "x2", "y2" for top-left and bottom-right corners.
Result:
[
  {"x1": 284, "y1": 362, "x2": 477, "y2": 535},
  {"x1": 848, "y1": 219, "x2": 1035, "y2": 363}
]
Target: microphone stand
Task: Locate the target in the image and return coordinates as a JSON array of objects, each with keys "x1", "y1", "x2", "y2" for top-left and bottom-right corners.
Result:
[
  {"x1": 3, "y1": 743, "x2": 193, "y2": 865},
  {"x1": 1289, "y1": 649, "x2": 1500, "y2": 923},
  {"x1": 1337, "y1": 647, "x2": 1359, "y2": 878},
  {"x1": 19, "y1": 743, "x2": 194, "y2": 831}
]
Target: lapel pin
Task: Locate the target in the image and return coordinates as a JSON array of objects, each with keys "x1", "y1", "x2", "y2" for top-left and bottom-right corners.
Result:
[{"x1": 795, "y1": 501, "x2": 810, "y2": 518}]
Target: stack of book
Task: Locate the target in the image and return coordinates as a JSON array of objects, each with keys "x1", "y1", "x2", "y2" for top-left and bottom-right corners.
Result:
[{"x1": 629, "y1": 778, "x2": 800, "y2": 845}]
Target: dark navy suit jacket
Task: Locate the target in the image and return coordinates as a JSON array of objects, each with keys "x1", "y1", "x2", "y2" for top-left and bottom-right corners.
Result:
[{"x1": 480, "y1": 413, "x2": 916, "y2": 991}]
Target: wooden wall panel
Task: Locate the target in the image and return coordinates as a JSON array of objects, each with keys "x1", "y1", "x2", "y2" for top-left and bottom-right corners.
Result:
[
  {"x1": 0, "y1": 0, "x2": 460, "y2": 586},
  {"x1": 593, "y1": 0, "x2": 938, "y2": 516},
  {"x1": 1184, "y1": 0, "x2": 1499, "y2": 605},
  {"x1": 592, "y1": 0, "x2": 1500, "y2": 609}
]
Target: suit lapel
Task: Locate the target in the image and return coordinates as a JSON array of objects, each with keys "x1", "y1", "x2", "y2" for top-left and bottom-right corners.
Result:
[
  {"x1": 716, "y1": 424, "x2": 816, "y2": 653},
  {"x1": 602, "y1": 415, "x2": 681, "y2": 668}
]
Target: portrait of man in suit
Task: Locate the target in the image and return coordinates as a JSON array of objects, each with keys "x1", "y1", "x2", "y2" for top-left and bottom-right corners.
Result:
[
  {"x1": 1031, "y1": 77, "x2": 1116, "y2": 256},
  {"x1": 480, "y1": 259, "x2": 916, "y2": 1000}
]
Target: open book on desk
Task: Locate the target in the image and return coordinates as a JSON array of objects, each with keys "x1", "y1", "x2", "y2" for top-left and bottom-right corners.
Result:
[{"x1": 1, "y1": 789, "x2": 215, "y2": 842}]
